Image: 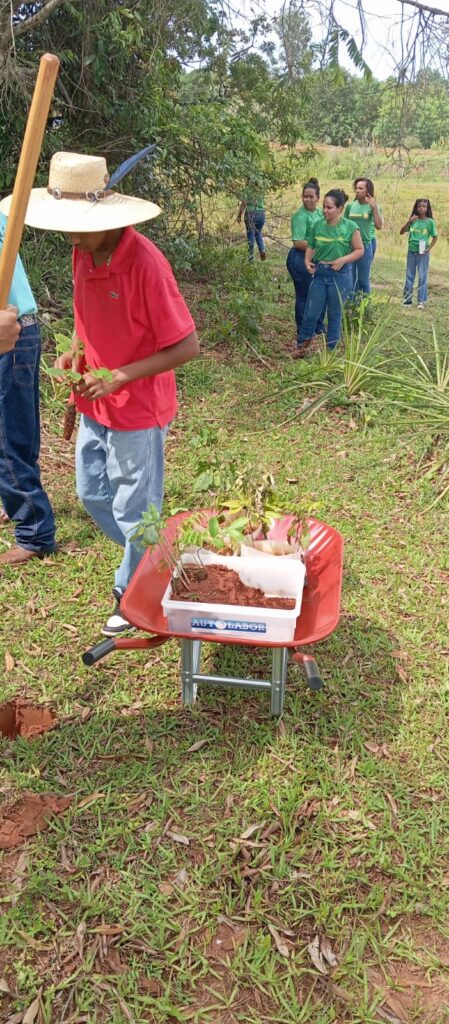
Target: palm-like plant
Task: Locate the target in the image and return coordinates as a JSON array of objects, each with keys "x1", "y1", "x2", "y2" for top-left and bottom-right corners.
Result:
[
  {"x1": 272, "y1": 298, "x2": 400, "y2": 423},
  {"x1": 372, "y1": 327, "x2": 449, "y2": 505}
]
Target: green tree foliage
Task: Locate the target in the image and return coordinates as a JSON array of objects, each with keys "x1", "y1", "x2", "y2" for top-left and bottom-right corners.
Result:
[{"x1": 374, "y1": 72, "x2": 449, "y2": 149}]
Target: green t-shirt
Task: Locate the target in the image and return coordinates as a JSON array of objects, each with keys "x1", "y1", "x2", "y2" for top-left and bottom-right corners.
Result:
[
  {"x1": 345, "y1": 200, "x2": 375, "y2": 245},
  {"x1": 406, "y1": 217, "x2": 437, "y2": 253},
  {"x1": 242, "y1": 191, "x2": 264, "y2": 211},
  {"x1": 0, "y1": 212, "x2": 37, "y2": 316},
  {"x1": 369, "y1": 206, "x2": 381, "y2": 240},
  {"x1": 307, "y1": 216, "x2": 357, "y2": 262},
  {"x1": 291, "y1": 205, "x2": 322, "y2": 242}
]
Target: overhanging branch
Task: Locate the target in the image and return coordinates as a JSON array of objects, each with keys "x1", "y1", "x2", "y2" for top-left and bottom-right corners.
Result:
[
  {"x1": 13, "y1": 0, "x2": 78, "y2": 39},
  {"x1": 399, "y1": 0, "x2": 449, "y2": 17}
]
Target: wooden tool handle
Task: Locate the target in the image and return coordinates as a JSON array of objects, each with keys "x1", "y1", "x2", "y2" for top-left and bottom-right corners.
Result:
[{"x1": 0, "y1": 53, "x2": 60, "y2": 309}]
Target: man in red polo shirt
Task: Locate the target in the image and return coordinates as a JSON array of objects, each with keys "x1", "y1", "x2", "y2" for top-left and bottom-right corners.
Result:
[{"x1": 5, "y1": 151, "x2": 199, "y2": 634}]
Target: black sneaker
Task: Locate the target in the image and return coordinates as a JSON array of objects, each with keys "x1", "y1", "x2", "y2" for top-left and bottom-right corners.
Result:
[{"x1": 101, "y1": 588, "x2": 136, "y2": 636}]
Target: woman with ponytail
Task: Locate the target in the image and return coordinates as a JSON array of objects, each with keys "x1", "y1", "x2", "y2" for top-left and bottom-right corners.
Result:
[
  {"x1": 294, "y1": 189, "x2": 363, "y2": 357},
  {"x1": 287, "y1": 178, "x2": 324, "y2": 346}
]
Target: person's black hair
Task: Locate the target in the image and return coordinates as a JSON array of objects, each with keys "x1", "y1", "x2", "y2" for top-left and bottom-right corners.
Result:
[
  {"x1": 411, "y1": 197, "x2": 433, "y2": 218},
  {"x1": 354, "y1": 176, "x2": 375, "y2": 197},
  {"x1": 324, "y1": 188, "x2": 348, "y2": 209},
  {"x1": 303, "y1": 177, "x2": 320, "y2": 197}
]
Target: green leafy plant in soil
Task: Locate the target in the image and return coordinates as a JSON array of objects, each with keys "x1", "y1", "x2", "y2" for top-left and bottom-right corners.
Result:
[{"x1": 1, "y1": 192, "x2": 449, "y2": 1023}]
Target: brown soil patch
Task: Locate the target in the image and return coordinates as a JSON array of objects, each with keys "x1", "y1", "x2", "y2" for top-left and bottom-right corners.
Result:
[
  {"x1": 0, "y1": 793, "x2": 72, "y2": 850},
  {"x1": 369, "y1": 964, "x2": 449, "y2": 1022},
  {"x1": 171, "y1": 565, "x2": 295, "y2": 609},
  {"x1": 0, "y1": 699, "x2": 56, "y2": 739}
]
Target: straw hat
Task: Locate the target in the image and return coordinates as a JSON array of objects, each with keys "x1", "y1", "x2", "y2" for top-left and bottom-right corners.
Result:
[{"x1": 0, "y1": 152, "x2": 161, "y2": 232}]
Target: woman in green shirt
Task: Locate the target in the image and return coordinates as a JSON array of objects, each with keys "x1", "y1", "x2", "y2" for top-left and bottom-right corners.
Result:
[
  {"x1": 237, "y1": 188, "x2": 266, "y2": 262},
  {"x1": 400, "y1": 198, "x2": 437, "y2": 308},
  {"x1": 345, "y1": 177, "x2": 383, "y2": 294},
  {"x1": 294, "y1": 189, "x2": 363, "y2": 356},
  {"x1": 287, "y1": 177, "x2": 324, "y2": 345}
]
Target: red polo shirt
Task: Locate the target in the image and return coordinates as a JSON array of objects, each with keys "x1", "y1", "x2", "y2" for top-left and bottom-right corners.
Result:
[{"x1": 73, "y1": 227, "x2": 195, "y2": 430}]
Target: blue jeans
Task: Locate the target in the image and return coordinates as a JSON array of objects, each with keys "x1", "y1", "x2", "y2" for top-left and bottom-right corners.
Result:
[
  {"x1": 75, "y1": 414, "x2": 168, "y2": 594},
  {"x1": 244, "y1": 210, "x2": 265, "y2": 259},
  {"x1": 0, "y1": 322, "x2": 56, "y2": 552},
  {"x1": 286, "y1": 248, "x2": 325, "y2": 342},
  {"x1": 299, "y1": 263, "x2": 352, "y2": 348},
  {"x1": 352, "y1": 242, "x2": 373, "y2": 294},
  {"x1": 404, "y1": 251, "x2": 429, "y2": 304},
  {"x1": 371, "y1": 237, "x2": 377, "y2": 261}
]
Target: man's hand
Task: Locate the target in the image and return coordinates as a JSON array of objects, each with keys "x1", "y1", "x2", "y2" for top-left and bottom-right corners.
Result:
[
  {"x1": 0, "y1": 305, "x2": 20, "y2": 354},
  {"x1": 54, "y1": 350, "x2": 75, "y2": 372},
  {"x1": 75, "y1": 369, "x2": 121, "y2": 401},
  {"x1": 305, "y1": 261, "x2": 315, "y2": 275}
]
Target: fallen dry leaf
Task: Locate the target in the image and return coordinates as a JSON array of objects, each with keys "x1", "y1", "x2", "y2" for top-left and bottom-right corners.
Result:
[
  {"x1": 127, "y1": 791, "x2": 154, "y2": 816},
  {"x1": 144, "y1": 737, "x2": 154, "y2": 755},
  {"x1": 0, "y1": 978, "x2": 11, "y2": 994},
  {"x1": 186, "y1": 738, "x2": 210, "y2": 753},
  {"x1": 365, "y1": 741, "x2": 380, "y2": 754},
  {"x1": 320, "y1": 935, "x2": 338, "y2": 967},
  {"x1": 165, "y1": 830, "x2": 190, "y2": 846},
  {"x1": 22, "y1": 989, "x2": 42, "y2": 1024},
  {"x1": 239, "y1": 822, "x2": 266, "y2": 840},
  {"x1": 90, "y1": 925, "x2": 125, "y2": 936},
  {"x1": 77, "y1": 792, "x2": 105, "y2": 810},
  {"x1": 173, "y1": 867, "x2": 189, "y2": 888},
  {"x1": 385, "y1": 791, "x2": 398, "y2": 816},
  {"x1": 224, "y1": 794, "x2": 234, "y2": 817},
  {"x1": 268, "y1": 922, "x2": 290, "y2": 958},
  {"x1": 76, "y1": 921, "x2": 86, "y2": 959},
  {"x1": 4, "y1": 652, "x2": 14, "y2": 672},
  {"x1": 159, "y1": 881, "x2": 174, "y2": 896},
  {"x1": 140, "y1": 977, "x2": 163, "y2": 996},
  {"x1": 6, "y1": 1014, "x2": 24, "y2": 1024},
  {"x1": 173, "y1": 923, "x2": 189, "y2": 950},
  {"x1": 308, "y1": 935, "x2": 330, "y2": 975},
  {"x1": 11, "y1": 851, "x2": 28, "y2": 905}
]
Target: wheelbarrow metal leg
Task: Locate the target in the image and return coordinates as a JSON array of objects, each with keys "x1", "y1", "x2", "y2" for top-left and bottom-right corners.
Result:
[
  {"x1": 181, "y1": 638, "x2": 201, "y2": 705},
  {"x1": 270, "y1": 646, "x2": 289, "y2": 717}
]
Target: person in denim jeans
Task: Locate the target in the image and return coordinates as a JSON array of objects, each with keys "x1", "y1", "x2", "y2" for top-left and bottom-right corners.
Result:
[
  {"x1": 400, "y1": 198, "x2": 437, "y2": 308},
  {"x1": 295, "y1": 189, "x2": 363, "y2": 357},
  {"x1": 238, "y1": 189, "x2": 266, "y2": 261},
  {"x1": 345, "y1": 178, "x2": 383, "y2": 295},
  {"x1": 0, "y1": 213, "x2": 56, "y2": 565},
  {"x1": 287, "y1": 177, "x2": 325, "y2": 349},
  {"x1": 7, "y1": 151, "x2": 200, "y2": 634}
]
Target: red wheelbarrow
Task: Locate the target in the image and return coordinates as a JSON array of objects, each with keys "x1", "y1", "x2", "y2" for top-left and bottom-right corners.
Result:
[{"x1": 82, "y1": 514, "x2": 343, "y2": 716}]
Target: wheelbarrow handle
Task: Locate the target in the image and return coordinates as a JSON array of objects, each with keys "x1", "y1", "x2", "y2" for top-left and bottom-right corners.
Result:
[
  {"x1": 291, "y1": 652, "x2": 324, "y2": 691},
  {"x1": 82, "y1": 638, "x2": 116, "y2": 665},
  {"x1": 82, "y1": 634, "x2": 168, "y2": 666}
]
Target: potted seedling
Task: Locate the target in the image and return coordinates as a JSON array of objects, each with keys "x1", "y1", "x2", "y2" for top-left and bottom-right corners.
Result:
[
  {"x1": 216, "y1": 469, "x2": 310, "y2": 559},
  {"x1": 133, "y1": 504, "x2": 306, "y2": 642}
]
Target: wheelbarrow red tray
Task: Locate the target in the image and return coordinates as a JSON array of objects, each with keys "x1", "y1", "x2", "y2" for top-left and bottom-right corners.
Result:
[
  {"x1": 121, "y1": 514, "x2": 342, "y2": 647},
  {"x1": 83, "y1": 513, "x2": 343, "y2": 715}
]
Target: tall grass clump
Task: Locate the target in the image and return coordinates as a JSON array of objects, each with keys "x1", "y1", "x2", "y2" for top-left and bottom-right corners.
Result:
[
  {"x1": 373, "y1": 326, "x2": 449, "y2": 504},
  {"x1": 270, "y1": 299, "x2": 400, "y2": 423}
]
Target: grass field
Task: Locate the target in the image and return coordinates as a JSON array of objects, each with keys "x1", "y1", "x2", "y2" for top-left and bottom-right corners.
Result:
[{"x1": 1, "y1": 154, "x2": 449, "y2": 1023}]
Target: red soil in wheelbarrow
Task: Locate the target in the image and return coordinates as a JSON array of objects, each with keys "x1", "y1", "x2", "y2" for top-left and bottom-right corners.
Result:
[
  {"x1": 0, "y1": 793, "x2": 72, "y2": 850},
  {"x1": 0, "y1": 699, "x2": 56, "y2": 739}
]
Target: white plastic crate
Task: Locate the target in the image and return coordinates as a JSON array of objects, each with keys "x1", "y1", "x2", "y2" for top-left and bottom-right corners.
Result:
[{"x1": 161, "y1": 550, "x2": 306, "y2": 642}]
